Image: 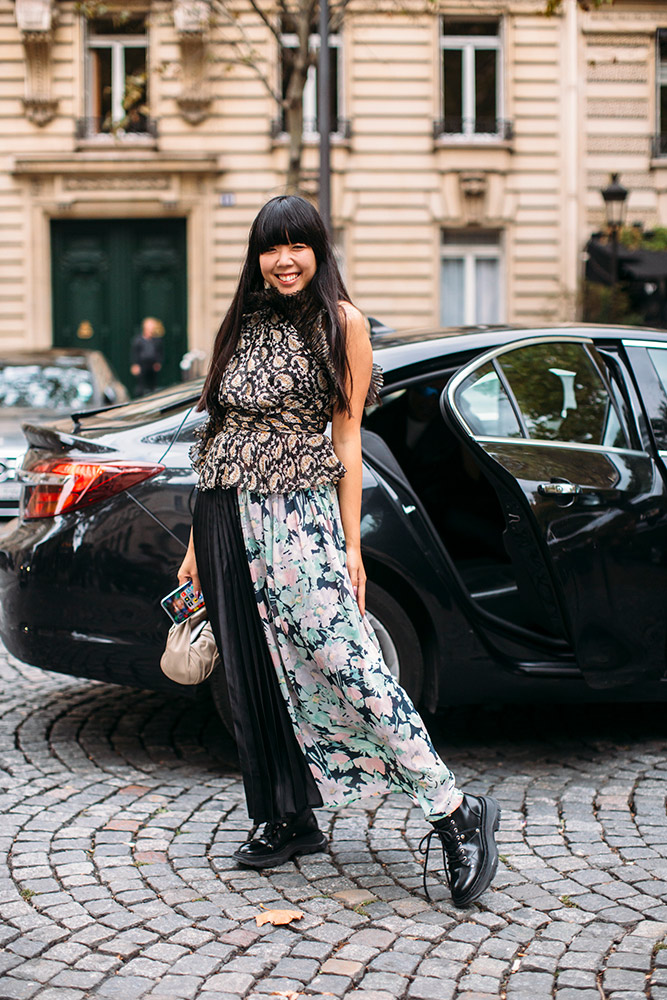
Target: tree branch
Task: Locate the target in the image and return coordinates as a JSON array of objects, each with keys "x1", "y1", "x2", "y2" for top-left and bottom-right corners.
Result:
[
  {"x1": 244, "y1": 0, "x2": 282, "y2": 42},
  {"x1": 213, "y1": 54, "x2": 284, "y2": 104},
  {"x1": 329, "y1": 0, "x2": 351, "y2": 33},
  {"x1": 209, "y1": 0, "x2": 284, "y2": 105}
]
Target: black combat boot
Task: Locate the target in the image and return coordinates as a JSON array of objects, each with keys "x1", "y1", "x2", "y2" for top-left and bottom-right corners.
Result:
[
  {"x1": 420, "y1": 793, "x2": 500, "y2": 906},
  {"x1": 233, "y1": 808, "x2": 327, "y2": 869}
]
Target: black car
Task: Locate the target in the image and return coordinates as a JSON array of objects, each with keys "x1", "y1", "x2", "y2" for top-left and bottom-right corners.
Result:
[
  {"x1": 1, "y1": 325, "x2": 666, "y2": 726},
  {"x1": 0, "y1": 349, "x2": 128, "y2": 518}
]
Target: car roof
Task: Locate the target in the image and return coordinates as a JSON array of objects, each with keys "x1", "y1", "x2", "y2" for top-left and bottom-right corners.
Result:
[
  {"x1": 0, "y1": 349, "x2": 94, "y2": 368},
  {"x1": 371, "y1": 323, "x2": 667, "y2": 374}
]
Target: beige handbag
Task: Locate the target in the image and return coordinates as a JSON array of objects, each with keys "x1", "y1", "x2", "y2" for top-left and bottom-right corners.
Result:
[{"x1": 160, "y1": 607, "x2": 220, "y2": 685}]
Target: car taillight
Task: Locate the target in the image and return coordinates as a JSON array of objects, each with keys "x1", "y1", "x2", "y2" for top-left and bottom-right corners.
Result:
[{"x1": 21, "y1": 459, "x2": 164, "y2": 519}]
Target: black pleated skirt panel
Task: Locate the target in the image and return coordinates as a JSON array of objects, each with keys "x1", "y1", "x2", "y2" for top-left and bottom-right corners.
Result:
[{"x1": 193, "y1": 486, "x2": 323, "y2": 823}]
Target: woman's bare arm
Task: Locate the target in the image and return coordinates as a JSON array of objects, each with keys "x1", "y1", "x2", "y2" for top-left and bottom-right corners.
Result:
[{"x1": 331, "y1": 301, "x2": 373, "y2": 615}]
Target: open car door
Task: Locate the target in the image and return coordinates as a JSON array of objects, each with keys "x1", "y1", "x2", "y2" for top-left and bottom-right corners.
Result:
[{"x1": 441, "y1": 335, "x2": 667, "y2": 690}]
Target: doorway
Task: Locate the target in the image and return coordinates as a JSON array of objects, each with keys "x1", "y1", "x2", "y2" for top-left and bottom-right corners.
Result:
[{"x1": 51, "y1": 218, "x2": 187, "y2": 392}]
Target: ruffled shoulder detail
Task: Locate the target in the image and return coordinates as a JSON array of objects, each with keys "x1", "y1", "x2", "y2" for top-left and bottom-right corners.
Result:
[
  {"x1": 366, "y1": 361, "x2": 384, "y2": 407},
  {"x1": 309, "y1": 311, "x2": 383, "y2": 409}
]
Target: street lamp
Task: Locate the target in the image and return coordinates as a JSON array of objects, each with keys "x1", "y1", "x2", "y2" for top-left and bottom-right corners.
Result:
[
  {"x1": 601, "y1": 172, "x2": 628, "y2": 288},
  {"x1": 318, "y1": 0, "x2": 331, "y2": 233}
]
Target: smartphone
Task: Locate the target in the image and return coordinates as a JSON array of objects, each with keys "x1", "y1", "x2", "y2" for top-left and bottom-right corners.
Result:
[{"x1": 160, "y1": 580, "x2": 205, "y2": 624}]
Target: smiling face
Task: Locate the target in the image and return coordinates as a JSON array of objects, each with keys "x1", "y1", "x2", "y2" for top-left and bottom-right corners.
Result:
[{"x1": 259, "y1": 242, "x2": 317, "y2": 294}]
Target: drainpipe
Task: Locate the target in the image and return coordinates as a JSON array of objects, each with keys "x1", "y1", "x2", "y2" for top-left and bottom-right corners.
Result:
[
  {"x1": 318, "y1": 0, "x2": 331, "y2": 233},
  {"x1": 562, "y1": 0, "x2": 580, "y2": 320}
]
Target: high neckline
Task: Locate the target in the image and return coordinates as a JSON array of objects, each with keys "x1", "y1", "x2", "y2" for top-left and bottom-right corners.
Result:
[{"x1": 247, "y1": 286, "x2": 321, "y2": 326}]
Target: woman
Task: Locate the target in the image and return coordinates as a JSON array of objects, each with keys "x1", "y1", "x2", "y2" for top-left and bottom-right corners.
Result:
[{"x1": 177, "y1": 195, "x2": 499, "y2": 906}]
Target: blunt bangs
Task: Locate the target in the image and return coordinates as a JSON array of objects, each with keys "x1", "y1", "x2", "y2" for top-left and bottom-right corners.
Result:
[{"x1": 250, "y1": 196, "x2": 325, "y2": 257}]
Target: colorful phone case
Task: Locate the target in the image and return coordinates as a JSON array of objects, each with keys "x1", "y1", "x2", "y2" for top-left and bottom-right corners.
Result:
[{"x1": 160, "y1": 581, "x2": 205, "y2": 624}]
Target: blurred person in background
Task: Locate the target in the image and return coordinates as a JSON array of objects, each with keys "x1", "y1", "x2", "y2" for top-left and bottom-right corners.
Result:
[{"x1": 130, "y1": 317, "x2": 164, "y2": 397}]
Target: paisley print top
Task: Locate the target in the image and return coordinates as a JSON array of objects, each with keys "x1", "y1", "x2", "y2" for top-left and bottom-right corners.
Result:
[{"x1": 191, "y1": 289, "x2": 382, "y2": 494}]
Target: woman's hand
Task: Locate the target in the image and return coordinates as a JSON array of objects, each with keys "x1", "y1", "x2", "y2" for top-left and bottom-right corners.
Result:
[
  {"x1": 347, "y1": 544, "x2": 367, "y2": 617},
  {"x1": 178, "y1": 531, "x2": 201, "y2": 597}
]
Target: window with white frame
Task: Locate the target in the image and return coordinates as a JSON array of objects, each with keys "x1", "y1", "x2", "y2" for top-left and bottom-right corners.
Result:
[
  {"x1": 439, "y1": 19, "x2": 504, "y2": 139},
  {"x1": 85, "y1": 14, "x2": 149, "y2": 136},
  {"x1": 440, "y1": 231, "x2": 503, "y2": 327},
  {"x1": 279, "y1": 18, "x2": 343, "y2": 137},
  {"x1": 657, "y1": 30, "x2": 667, "y2": 154}
]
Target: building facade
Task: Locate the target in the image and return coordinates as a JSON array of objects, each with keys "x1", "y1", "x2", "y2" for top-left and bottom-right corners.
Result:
[{"x1": 1, "y1": 0, "x2": 666, "y2": 386}]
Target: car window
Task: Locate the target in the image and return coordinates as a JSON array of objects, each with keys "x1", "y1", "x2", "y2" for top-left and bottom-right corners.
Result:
[
  {"x1": 646, "y1": 348, "x2": 667, "y2": 451},
  {"x1": 0, "y1": 364, "x2": 94, "y2": 409},
  {"x1": 453, "y1": 362, "x2": 523, "y2": 438},
  {"x1": 595, "y1": 348, "x2": 639, "y2": 450},
  {"x1": 68, "y1": 382, "x2": 201, "y2": 433},
  {"x1": 497, "y1": 342, "x2": 628, "y2": 447},
  {"x1": 648, "y1": 347, "x2": 667, "y2": 396},
  {"x1": 622, "y1": 343, "x2": 667, "y2": 451}
]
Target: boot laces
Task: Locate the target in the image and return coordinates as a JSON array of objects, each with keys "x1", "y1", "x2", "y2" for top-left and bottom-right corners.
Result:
[
  {"x1": 258, "y1": 819, "x2": 289, "y2": 843},
  {"x1": 419, "y1": 817, "x2": 467, "y2": 901}
]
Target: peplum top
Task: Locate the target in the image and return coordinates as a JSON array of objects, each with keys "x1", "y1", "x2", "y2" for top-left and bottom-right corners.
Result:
[{"x1": 191, "y1": 288, "x2": 382, "y2": 495}]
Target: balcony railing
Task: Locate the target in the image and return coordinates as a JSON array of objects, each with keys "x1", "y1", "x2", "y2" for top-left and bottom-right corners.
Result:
[
  {"x1": 433, "y1": 117, "x2": 514, "y2": 141},
  {"x1": 271, "y1": 117, "x2": 352, "y2": 140},
  {"x1": 652, "y1": 133, "x2": 667, "y2": 158},
  {"x1": 75, "y1": 117, "x2": 158, "y2": 141}
]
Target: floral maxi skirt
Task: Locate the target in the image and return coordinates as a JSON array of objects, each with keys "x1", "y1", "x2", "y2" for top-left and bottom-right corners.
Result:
[{"x1": 193, "y1": 484, "x2": 460, "y2": 824}]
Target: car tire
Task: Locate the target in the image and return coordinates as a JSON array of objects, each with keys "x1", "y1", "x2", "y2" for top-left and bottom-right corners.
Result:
[
  {"x1": 209, "y1": 580, "x2": 424, "y2": 739},
  {"x1": 364, "y1": 581, "x2": 423, "y2": 706}
]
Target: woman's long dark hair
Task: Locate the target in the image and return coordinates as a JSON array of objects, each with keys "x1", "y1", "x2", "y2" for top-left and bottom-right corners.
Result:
[{"x1": 199, "y1": 195, "x2": 352, "y2": 415}]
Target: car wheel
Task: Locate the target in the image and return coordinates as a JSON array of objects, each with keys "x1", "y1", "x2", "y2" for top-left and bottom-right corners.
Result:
[
  {"x1": 209, "y1": 580, "x2": 424, "y2": 738},
  {"x1": 365, "y1": 581, "x2": 423, "y2": 706}
]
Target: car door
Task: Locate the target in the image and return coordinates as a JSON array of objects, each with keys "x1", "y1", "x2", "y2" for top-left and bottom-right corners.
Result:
[{"x1": 441, "y1": 335, "x2": 667, "y2": 690}]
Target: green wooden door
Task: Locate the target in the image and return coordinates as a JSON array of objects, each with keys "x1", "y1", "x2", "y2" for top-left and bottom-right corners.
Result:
[{"x1": 51, "y1": 218, "x2": 187, "y2": 392}]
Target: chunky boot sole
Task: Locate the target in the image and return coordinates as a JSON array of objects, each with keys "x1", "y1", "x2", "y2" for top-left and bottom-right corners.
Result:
[
  {"x1": 452, "y1": 796, "x2": 501, "y2": 908},
  {"x1": 233, "y1": 830, "x2": 328, "y2": 869}
]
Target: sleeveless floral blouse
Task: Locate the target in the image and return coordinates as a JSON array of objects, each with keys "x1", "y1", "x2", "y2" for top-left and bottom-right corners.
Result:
[{"x1": 191, "y1": 289, "x2": 382, "y2": 495}]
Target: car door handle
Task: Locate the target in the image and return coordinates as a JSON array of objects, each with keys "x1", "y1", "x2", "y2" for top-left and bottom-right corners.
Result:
[{"x1": 538, "y1": 482, "x2": 581, "y2": 496}]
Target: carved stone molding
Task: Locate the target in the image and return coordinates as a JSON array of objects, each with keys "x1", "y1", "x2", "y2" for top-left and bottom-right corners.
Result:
[
  {"x1": 176, "y1": 92, "x2": 212, "y2": 126},
  {"x1": 15, "y1": 0, "x2": 58, "y2": 126},
  {"x1": 63, "y1": 176, "x2": 172, "y2": 191},
  {"x1": 430, "y1": 166, "x2": 517, "y2": 227},
  {"x1": 173, "y1": 0, "x2": 210, "y2": 33},
  {"x1": 459, "y1": 172, "x2": 487, "y2": 225},
  {"x1": 173, "y1": 0, "x2": 212, "y2": 124},
  {"x1": 460, "y1": 172, "x2": 487, "y2": 199}
]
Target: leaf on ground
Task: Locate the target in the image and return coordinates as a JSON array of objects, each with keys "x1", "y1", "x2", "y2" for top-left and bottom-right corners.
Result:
[{"x1": 255, "y1": 906, "x2": 304, "y2": 926}]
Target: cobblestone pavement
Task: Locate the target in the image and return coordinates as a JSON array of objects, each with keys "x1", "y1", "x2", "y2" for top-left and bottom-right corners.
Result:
[{"x1": 3, "y1": 650, "x2": 667, "y2": 1000}]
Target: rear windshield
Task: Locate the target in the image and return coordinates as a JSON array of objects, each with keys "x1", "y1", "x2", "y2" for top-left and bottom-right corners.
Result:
[
  {"x1": 0, "y1": 363, "x2": 94, "y2": 410},
  {"x1": 70, "y1": 380, "x2": 203, "y2": 432}
]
